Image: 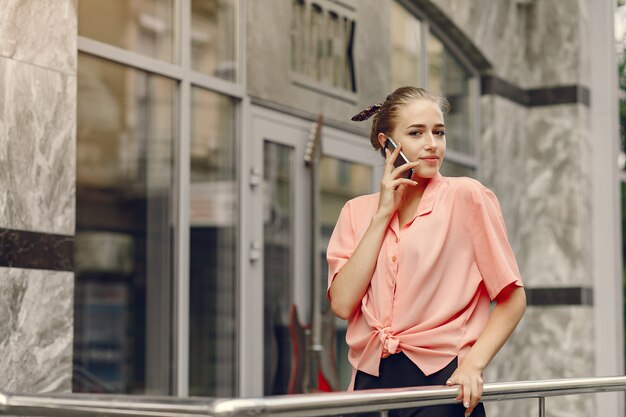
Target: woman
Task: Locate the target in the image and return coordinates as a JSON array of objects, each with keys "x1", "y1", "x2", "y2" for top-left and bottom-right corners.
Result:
[{"x1": 326, "y1": 86, "x2": 526, "y2": 417}]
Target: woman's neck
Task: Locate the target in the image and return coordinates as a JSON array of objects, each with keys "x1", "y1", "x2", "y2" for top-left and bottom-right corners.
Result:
[{"x1": 402, "y1": 177, "x2": 430, "y2": 203}]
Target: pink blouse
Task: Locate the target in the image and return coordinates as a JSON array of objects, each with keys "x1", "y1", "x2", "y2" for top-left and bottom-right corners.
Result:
[{"x1": 326, "y1": 173, "x2": 523, "y2": 388}]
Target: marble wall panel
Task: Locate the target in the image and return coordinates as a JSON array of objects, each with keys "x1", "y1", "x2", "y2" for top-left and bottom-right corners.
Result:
[
  {"x1": 518, "y1": 104, "x2": 591, "y2": 287},
  {"x1": 484, "y1": 306, "x2": 595, "y2": 417},
  {"x1": 480, "y1": 96, "x2": 591, "y2": 287},
  {"x1": 0, "y1": 0, "x2": 77, "y2": 75},
  {"x1": 246, "y1": 0, "x2": 389, "y2": 128},
  {"x1": 0, "y1": 57, "x2": 76, "y2": 235},
  {"x1": 479, "y1": 96, "x2": 530, "y2": 284},
  {"x1": 522, "y1": 0, "x2": 590, "y2": 88},
  {"x1": 0, "y1": 267, "x2": 73, "y2": 393},
  {"x1": 430, "y1": 0, "x2": 590, "y2": 88}
]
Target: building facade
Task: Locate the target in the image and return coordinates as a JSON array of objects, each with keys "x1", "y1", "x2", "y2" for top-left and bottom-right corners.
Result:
[{"x1": 0, "y1": 1, "x2": 622, "y2": 416}]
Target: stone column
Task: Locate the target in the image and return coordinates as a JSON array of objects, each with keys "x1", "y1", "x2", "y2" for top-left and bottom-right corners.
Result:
[
  {"x1": 429, "y1": 0, "x2": 600, "y2": 416},
  {"x1": 0, "y1": 0, "x2": 76, "y2": 393}
]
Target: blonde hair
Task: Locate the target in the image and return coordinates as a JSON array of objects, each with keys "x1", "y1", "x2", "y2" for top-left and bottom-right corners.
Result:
[{"x1": 352, "y1": 86, "x2": 450, "y2": 155}]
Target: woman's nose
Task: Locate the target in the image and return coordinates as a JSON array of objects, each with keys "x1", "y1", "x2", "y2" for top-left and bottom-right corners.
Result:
[{"x1": 424, "y1": 134, "x2": 438, "y2": 149}]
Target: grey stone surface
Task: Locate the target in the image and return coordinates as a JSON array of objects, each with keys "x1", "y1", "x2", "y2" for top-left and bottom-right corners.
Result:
[
  {"x1": 478, "y1": 97, "x2": 595, "y2": 416},
  {"x1": 484, "y1": 306, "x2": 595, "y2": 417},
  {"x1": 480, "y1": 97, "x2": 591, "y2": 287},
  {"x1": 0, "y1": 267, "x2": 73, "y2": 393},
  {"x1": 0, "y1": 0, "x2": 77, "y2": 75},
  {"x1": 0, "y1": 57, "x2": 76, "y2": 235},
  {"x1": 430, "y1": 0, "x2": 590, "y2": 88}
]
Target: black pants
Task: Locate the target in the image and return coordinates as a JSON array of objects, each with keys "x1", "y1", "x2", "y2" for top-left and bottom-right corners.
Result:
[{"x1": 352, "y1": 352, "x2": 486, "y2": 417}]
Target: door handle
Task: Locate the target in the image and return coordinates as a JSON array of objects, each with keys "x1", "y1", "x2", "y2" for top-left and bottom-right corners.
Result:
[
  {"x1": 249, "y1": 167, "x2": 262, "y2": 188},
  {"x1": 249, "y1": 240, "x2": 262, "y2": 262}
]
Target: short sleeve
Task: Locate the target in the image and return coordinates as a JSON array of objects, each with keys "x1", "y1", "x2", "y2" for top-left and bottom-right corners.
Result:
[
  {"x1": 469, "y1": 186, "x2": 523, "y2": 300},
  {"x1": 326, "y1": 202, "x2": 357, "y2": 301}
]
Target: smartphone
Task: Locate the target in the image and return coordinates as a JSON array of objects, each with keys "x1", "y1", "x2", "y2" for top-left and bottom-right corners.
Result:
[{"x1": 385, "y1": 137, "x2": 413, "y2": 179}]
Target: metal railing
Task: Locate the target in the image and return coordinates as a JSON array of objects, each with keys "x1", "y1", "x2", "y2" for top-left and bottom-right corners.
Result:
[{"x1": 1, "y1": 376, "x2": 625, "y2": 417}]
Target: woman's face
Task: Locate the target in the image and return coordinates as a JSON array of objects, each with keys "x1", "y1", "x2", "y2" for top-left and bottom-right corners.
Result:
[{"x1": 380, "y1": 99, "x2": 446, "y2": 179}]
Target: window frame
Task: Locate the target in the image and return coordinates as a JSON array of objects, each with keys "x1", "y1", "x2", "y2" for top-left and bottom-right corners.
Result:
[{"x1": 77, "y1": 0, "x2": 246, "y2": 397}]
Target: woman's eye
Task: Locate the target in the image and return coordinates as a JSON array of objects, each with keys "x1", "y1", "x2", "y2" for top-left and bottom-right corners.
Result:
[
  {"x1": 409, "y1": 131, "x2": 422, "y2": 136},
  {"x1": 434, "y1": 130, "x2": 446, "y2": 136}
]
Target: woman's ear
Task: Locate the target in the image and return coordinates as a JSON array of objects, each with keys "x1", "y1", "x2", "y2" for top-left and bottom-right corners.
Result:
[{"x1": 377, "y1": 132, "x2": 387, "y2": 149}]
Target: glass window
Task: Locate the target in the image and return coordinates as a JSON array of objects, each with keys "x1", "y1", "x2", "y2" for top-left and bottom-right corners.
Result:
[
  {"x1": 74, "y1": 53, "x2": 177, "y2": 395},
  {"x1": 319, "y1": 156, "x2": 372, "y2": 390},
  {"x1": 191, "y1": 0, "x2": 238, "y2": 81},
  {"x1": 77, "y1": 0, "x2": 242, "y2": 397},
  {"x1": 329, "y1": 12, "x2": 341, "y2": 87},
  {"x1": 622, "y1": 182, "x2": 626, "y2": 358},
  {"x1": 188, "y1": 88, "x2": 238, "y2": 397},
  {"x1": 310, "y1": 3, "x2": 324, "y2": 81},
  {"x1": 78, "y1": 0, "x2": 175, "y2": 63},
  {"x1": 263, "y1": 142, "x2": 295, "y2": 395},
  {"x1": 290, "y1": 1, "x2": 356, "y2": 93},
  {"x1": 291, "y1": 0, "x2": 306, "y2": 73},
  {"x1": 618, "y1": 1, "x2": 626, "y2": 171},
  {"x1": 390, "y1": 1, "x2": 423, "y2": 89},
  {"x1": 428, "y1": 32, "x2": 474, "y2": 156},
  {"x1": 427, "y1": 32, "x2": 444, "y2": 93}
]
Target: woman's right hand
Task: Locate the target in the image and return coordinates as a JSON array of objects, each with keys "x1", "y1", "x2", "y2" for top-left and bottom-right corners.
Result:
[
  {"x1": 329, "y1": 143, "x2": 417, "y2": 319},
  {"x1": 376, "y1": 144, "x2": 419, "y2": 219}
]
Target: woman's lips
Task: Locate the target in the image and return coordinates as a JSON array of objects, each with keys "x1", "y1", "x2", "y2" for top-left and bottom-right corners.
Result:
[{"x1": 420, "y1": 157, "x2": 439, "y2": 164}]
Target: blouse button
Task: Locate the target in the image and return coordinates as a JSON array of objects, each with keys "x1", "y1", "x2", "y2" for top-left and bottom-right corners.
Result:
[{"x1": 391, "y1": 255, "x2": 397, "y2": 262}]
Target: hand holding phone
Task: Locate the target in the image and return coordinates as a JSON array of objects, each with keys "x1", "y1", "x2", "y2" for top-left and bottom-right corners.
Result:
[{"x1": 385, "y1": 137, "x2": 413, "y2": 179}]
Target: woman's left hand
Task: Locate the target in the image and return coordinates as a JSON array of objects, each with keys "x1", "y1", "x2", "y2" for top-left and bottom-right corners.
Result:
[{"x1": 446, "y1": 363, "x2": 484, "y2": 417}]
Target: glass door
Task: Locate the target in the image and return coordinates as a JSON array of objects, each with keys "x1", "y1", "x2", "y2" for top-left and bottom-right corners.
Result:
[
  {"x1": 242, "y1": 106, "x2": 380, "y2": 396},
  {"x1": 318, "y1": 128, "x2": 382, "y2": 390},
  {"x1": 262, "y1": 140, "x2": 296, "y2": 395}
]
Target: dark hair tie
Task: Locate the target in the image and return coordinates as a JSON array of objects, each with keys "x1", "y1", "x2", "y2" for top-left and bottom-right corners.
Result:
[{"x1": 351, "y1": 102, "x2": 383, "y2": 121}]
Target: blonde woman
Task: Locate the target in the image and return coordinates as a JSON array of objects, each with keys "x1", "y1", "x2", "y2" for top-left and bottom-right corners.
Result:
[{"x1": 327, "y1": 86, "x2": 526, "y2": 417}]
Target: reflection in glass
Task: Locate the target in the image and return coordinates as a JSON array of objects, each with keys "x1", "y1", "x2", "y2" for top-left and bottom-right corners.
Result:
[
  {"x1": 319, "y1": 157, "x2": 372, "y2": 390},
  {"x1": 618, "y1": 4, "x2": 626, "y2": 169},
  {"x1": 428, "y1": 32, "x2": 473, "y2": 155},
  {"x1": 391, "y1": 1, "x2": 423, "y2": 90},
  {"x1": 290, "y1": 1, "x2": 355, "y2": 91},
  {"x1": 440, "y1": 159, "x2": 476, "y2": 178},
  {"x1": 78, "y1": 0, "x2": 174, "y2": 62},
  {"x1": 191, "y1": 0, "x2": 238, "y2": 81},
  {"x1": 622, "y1": 183, "x2": 626, "y2": 353},
  {"x1": 291, "y1": 0, "x2": 306, "y2": 73},
  {"x1": 74, "y1": 53, "x2": 176, "y2": 395},
  {"x1": 189, "y1": 88, "x2": 238, "y2": 397},
  {"x1": 427, "y1": 33, "x2": 444, "y2": 94},
  {"x1": 329, "y1": 12, "x2": 341, "y2": 87},
  {"x1": 263, "y1": 142, "x2": 294, "y2": 395},
  {"x1": 310, "y1": 4, "x2": 324, "y2": 81}
]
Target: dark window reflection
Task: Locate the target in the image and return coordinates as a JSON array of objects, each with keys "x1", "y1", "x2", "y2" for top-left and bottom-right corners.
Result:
[
  {"x1": 319, "y1": 156, "x2": 371, "y2": 390},
  {"x1": 188, "y1": 88, "x2": 238, "y2": 397},
  {"x1": 263, "y1": 142, "x2": 294, "y2": 395},
  {"x1": 74, "y1": 53, "x2": 176, "y2": 394}
]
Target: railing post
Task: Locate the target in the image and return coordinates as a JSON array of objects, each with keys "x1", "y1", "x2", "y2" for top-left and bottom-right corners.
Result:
[
  {"x1": 379, "y1": 410, "x2": 389, "y2": 417},
  {"x1": 538, "y1": 397, "x2": 545, "y2": 417}
]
